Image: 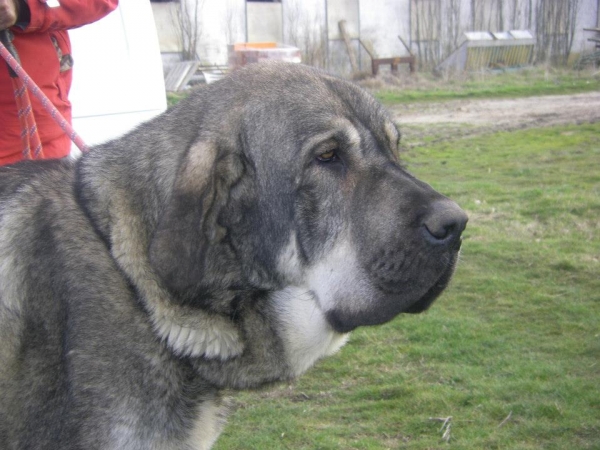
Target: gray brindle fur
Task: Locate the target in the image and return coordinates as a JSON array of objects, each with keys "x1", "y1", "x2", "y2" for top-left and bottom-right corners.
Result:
[{"x1": 0, "y1": 62, "x2": 467, "y2": 449}]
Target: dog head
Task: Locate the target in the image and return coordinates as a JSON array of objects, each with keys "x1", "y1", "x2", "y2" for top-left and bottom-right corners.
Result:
[{"x1": 148, "y1": 62, "x2": 467, "y2": 334}]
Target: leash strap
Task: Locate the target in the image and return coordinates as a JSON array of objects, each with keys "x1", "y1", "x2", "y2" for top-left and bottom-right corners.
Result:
[
  {"x1": 13, "y1": 74, "x2": 44, "y2": 159},
  {"x1": 0, "y1": 30, "x2": 89, "y2": 155}
]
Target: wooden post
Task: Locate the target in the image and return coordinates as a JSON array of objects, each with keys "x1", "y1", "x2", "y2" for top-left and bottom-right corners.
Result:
[
  {"x1": 339, "y1": 20, "x2": 359, "y2": 73},
  {"x1": 397, "y1": 35, "x2": 413, "y2": 55}
]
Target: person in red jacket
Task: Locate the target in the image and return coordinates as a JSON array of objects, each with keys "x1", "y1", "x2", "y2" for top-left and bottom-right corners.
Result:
[{"x1": 0, "y1": 0, "x2": 118, "y2": 166}]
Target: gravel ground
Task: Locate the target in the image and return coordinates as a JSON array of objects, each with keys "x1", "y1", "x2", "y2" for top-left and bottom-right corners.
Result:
[{"x1": 388, "y1": 91, "x2": 600, "y2": 147}]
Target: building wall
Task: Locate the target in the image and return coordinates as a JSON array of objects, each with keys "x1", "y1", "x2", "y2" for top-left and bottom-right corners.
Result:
[
  {"x1": 361, "y1": 0, "x2": 411, "y2": 58},
  {"x1": 151, "y1": 0, "x2": 599, "y2": 73},
  {"x1": 151, "y1": 2, "x2": 180, "y2": 53},
  {"x1": 575, "y1": 0, "x2": 599, "y2": 56},
  {"x1": 199, "y1": 0, "x2": 246, "y2": 64},
  {"x1": 152, "y1": 0, "x2": 245, "y2": 67},
  {"x1": 247, "y1": 2, "x2": 283, "y2": 42},
  {"x1": 282, "y1": 0, "x2": 328, "y2": 68}
]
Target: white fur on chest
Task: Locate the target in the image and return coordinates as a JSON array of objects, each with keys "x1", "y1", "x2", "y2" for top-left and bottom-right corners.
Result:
[
  {"x1": 104, "y1": 399, "x2": 228, "y2": 450},
  {"x1": 185, "y1": 399, "x2": 229, "y2": 450},
  {"x1": 180, "y1": 288, "x2": 348, "y2": 448},
  {"x1": 271, "y1": 287, "x2": 350, "y2": 377}
]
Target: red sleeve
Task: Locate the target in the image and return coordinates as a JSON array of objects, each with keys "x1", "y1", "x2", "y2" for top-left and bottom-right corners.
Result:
[{"x1": 23, "y1": 0, "x2": 119, "y2": 33}]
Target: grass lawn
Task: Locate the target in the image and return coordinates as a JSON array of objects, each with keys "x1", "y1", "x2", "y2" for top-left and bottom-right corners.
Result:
[
  {"x1": 214, "y1": 123, "x2": 600, "y2": 449},
  {"x1": 168, "y1": 67, "x2": 600, "y2": 109},
  {"x1": 369, "y1": 67, "x2": 600, "y2": 105}
]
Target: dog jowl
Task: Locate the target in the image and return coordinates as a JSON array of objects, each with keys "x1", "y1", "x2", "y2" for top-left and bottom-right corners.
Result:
[{"x1": 0, "y1": 61, "x2": 466, "y2": 449}]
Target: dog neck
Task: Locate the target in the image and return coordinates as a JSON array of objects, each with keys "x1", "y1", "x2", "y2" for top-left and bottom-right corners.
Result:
[{"x1": 75, "y1": 151, "x2": 246, "y2": 362}]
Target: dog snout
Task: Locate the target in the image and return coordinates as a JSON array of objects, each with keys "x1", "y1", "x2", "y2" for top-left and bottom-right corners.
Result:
[{"x1": 422, "y1": 200, "x2": 468, "y2": 246}]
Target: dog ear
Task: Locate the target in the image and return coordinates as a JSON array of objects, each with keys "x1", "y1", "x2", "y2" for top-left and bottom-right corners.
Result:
[{"x1": 149, "y1": 139, "x2": 245, "y2": 311}]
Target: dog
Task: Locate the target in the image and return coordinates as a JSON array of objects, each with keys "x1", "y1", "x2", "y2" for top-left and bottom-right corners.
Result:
[{"x1": 0, "y1": 61, "x2": 467, "y2": 449}]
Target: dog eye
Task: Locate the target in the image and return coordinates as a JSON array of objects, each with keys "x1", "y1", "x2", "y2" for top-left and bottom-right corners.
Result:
[{"x1": 316, "y1": 150, "x2": 339, "y2": 163}]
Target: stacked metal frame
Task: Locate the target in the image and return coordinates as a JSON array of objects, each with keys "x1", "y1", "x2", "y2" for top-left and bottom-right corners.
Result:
[{"x1": 436, "y1": 30, "x2": 536, "y2": 73}]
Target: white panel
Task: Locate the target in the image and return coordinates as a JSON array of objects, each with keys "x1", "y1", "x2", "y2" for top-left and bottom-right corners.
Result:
[
  {"x1": 327, "y1": 0, "x2": 359, "y2": 40},
  {"x1": 69, "y1": 0, "x2": 167, "y2": 147},
  {"x1": 360, "y1": 0, "x2": 411, "y2": 58},
  {"x1": 247, "y1": 2, "x2": 283, "y2": 43}
]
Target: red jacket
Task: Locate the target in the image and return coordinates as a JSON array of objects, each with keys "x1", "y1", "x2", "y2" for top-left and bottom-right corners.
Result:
[{"x1": 0, "y1": 0, "x2": 118, "y2": 166}]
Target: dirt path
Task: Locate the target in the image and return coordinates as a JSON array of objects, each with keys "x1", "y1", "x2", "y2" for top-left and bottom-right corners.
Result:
[{"x1": 389, "y1": 91, "x2": 600, "y2": 147}]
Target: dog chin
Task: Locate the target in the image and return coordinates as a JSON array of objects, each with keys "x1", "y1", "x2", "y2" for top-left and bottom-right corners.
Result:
[
  {"x1": 405, "y1": 253, "x2": 459, "y2": 314},
  {"x1": 323, "y1": 254, "x2": 460, "y2": 334}
]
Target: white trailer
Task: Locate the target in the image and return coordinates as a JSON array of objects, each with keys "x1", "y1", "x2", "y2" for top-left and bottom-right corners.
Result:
[{"x1": 69, "y1": 0, "x2": 167, "y2": 153}]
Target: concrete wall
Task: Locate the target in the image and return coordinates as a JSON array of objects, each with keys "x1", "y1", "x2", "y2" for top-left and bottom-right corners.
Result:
[
  {"x1": 152, "y1": 0, "x2": 245, "y2": 67},
  {"x1": 282, "y1": 0, "x2": 327, "y2": 67},
  {"x1": 359, "y1": 0, "x2": 413, "y2": 75},
  {"x1": 151, "y1": 2, "x2": 180, "y2": 53},
  {"x1": 325, "y1": 0, "x2": 359, "y2": 74},
  {"x1": 198, "y1": 0, "x2": 246, "y2": 64},
  {"x1": 327, "y1": 0, "x2": 359, "y2": 39},
  {"x1": 361, "y1": 0, "x2": 411, "y2": 58},
  {"x1": 247, "y1": 2, "x2": 283, "y2": 42},
  {"x1": 151, "y1": 0, "x2": 599, "y2": 73},
  {"x1": 574, "y1": 0, "x2": 599, "y2": 55}
]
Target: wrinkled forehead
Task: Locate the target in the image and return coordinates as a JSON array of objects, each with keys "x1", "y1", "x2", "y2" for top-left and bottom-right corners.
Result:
[
  {"x1": 299, "y1": 75, "x2": 398, "y2": 138},
  {"x1": 300, "y1": 78, "x2": 400, "y2": 156},
  {"x1": 235, "y1": 66, "x2": 400, "y2": 156}
]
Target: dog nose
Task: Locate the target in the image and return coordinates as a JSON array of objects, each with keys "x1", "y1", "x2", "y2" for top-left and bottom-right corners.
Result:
[{"x1": 422, "y1": 200, "x2": 468, "y2": 245}]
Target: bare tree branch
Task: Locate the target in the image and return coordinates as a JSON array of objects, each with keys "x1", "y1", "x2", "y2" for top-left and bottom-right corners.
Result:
[{"x1": 172, "y1": 0, "x2": 205, "y2": 61}]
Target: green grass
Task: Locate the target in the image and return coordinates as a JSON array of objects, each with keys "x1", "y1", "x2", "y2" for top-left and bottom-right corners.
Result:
[
  {"x1": 167, "y1": 91, "x2": 190, "y2": 108},
  {"x1": 167, "y1": 67, "x2": 600, "y2": 109},
  {"x1": 372, "y1": 68, "x2": 600, "y2": 104},
  {"x1": 214, "y1": 123, "x2": 600, "y2": 449}
]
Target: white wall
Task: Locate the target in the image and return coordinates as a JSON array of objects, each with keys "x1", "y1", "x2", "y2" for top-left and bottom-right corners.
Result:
[
  {"x1": 152, "y1": 0, "x2": 245, "y2": 66},
  {"x1": 575, "y1": 0, "x2": 599, "y2": 55},
  {"x1": 199, "y1": 0, "x2": 246, "y2": 64},
  {"x1": 151, "y1": 0, "x2": 599, "y2": 72},
  {"x1": 70, "y1": 0, "x2": 166, "y2": 149},
  {"x1": 360, "y1": 0, "x2": 411, "y2": 58},
  {"x1": 152, "y1": 2, "x2": 180, "y2": 52},
  {"x1": 280, "y1": 0, "x2": 327, "y2": 69},
  {"x1": 247, "y1": 2, "x2": 283, "y2": 42}
]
